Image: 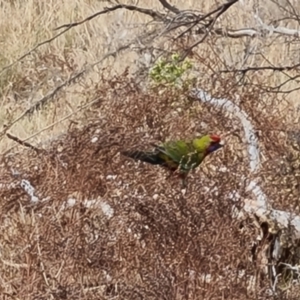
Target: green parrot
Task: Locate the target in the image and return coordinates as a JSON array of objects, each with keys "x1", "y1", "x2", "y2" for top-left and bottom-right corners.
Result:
[{"x1": 122, "y1": 134, "x2": 224, "y2": 187}]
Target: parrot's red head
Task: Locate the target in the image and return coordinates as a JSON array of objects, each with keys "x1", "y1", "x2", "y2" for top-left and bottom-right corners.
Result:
[{"x1": 206, "y1": 134, "x2": 224, "y2": 154}]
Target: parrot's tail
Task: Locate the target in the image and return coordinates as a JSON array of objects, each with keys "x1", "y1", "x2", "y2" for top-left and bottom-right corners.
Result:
[{"x1": 121, "y1": 150, "x2": 164, "y2": 165}]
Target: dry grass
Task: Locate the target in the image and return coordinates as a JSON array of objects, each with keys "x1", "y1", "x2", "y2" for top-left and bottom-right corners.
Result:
[{"x1": 1, "y1": 0, "x2": 300, "y2": 298}]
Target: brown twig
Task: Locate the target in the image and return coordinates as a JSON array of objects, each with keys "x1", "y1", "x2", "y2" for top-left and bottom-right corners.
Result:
[
  {"x1": 181, "y1": 0, "x2": 238, "y2": 59},
  {"x1": 6, "y1": 133, "x2": 41, "y2": 153},
  {"x1": 220, "y1": 63, "x2": 300, "y2": 74},
  {"x1": 169, "y1": 0, "x2": 239, "y2": 39},
  {"x1": 54, "y1": 4, "x2": 165, "y2": 31},
  {"x1": 158, "y1": 0, "x2": 180, "y2": 14}
]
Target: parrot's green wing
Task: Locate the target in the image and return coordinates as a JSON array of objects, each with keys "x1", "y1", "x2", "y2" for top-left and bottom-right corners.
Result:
[{"x1": 157, "y1": 140, "x2": 201, "y2": 172}]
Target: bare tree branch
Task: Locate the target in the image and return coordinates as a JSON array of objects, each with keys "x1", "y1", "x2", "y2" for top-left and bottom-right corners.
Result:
[
  {"x1": 181, "y1": 0, "x2": 239, "y2": 59},
  {"x1": 54, "y1": 4, "x2": 165, "y2": 31},
  {"x1": 158, "y1": 0, "x2": 180, "y2": 14},
  {"x1": 166, "y1": 0, "x2": 239, "y2": 37},
  {"x1": 220, "y1": 63, "x2": 300, "y2": 74}
]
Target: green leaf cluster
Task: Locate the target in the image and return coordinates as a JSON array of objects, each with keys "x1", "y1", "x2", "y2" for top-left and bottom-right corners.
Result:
[{"x1": 149, "y1": 53, "x2": 193, "y2": 87}]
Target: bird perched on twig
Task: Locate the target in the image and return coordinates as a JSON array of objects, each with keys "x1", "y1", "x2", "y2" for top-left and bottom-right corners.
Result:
[{"x1": 121, "y1": 134, "x2": 224, "y2": 187}]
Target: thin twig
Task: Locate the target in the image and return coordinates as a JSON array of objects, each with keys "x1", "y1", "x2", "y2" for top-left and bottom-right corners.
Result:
[
  {"x1": 6, "y1": 133, "x2": 41, "y2": 153},
  {"x1": 169, "y1": 0, "x2": 239, "y2": 37},
  {"x1": 158, "y1": 0, "x2": 180, "y2": 14},
  {"x1": 220, "y1": 63, "x2": 300, "y2": 74},
  {"x1": 54, "y1": 4, "x2": 165, "y2": 31}
]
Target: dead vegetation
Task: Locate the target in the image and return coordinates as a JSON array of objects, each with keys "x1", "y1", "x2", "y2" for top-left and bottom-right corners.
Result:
[
  {"x1": 1, "y1": 0, "x2": 300, "y2": 299},
  {"x1": 0, "y1": 74, "x2": 298, "y2": 299}
]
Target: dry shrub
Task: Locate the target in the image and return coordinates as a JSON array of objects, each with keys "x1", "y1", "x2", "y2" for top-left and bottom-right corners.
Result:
[{"x1": 1, "y1": 71, "x2": 299, "y2": 299}]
